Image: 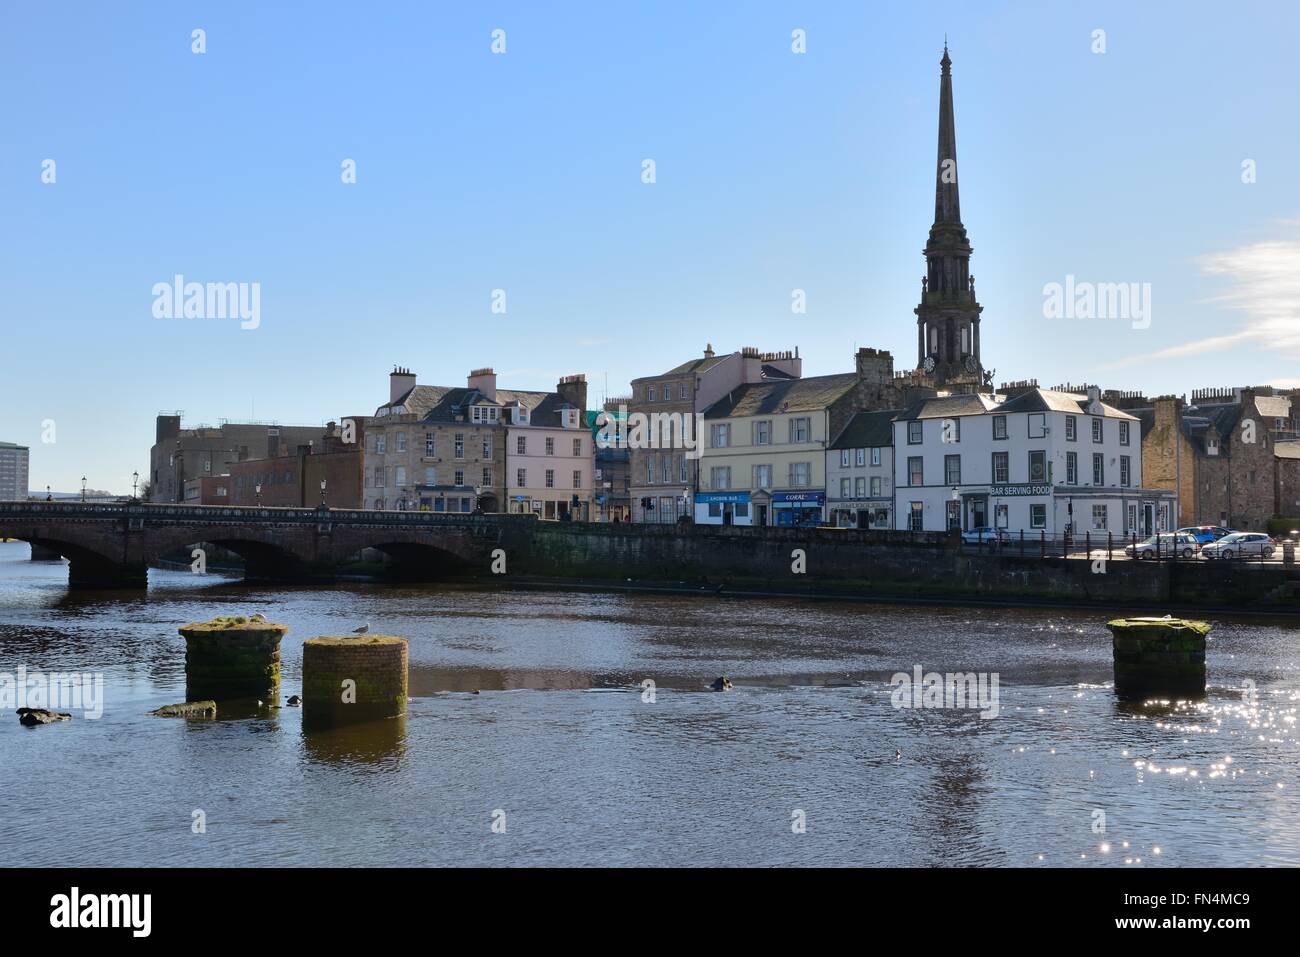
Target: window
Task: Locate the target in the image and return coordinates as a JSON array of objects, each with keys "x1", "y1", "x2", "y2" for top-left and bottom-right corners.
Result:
[
  {"x1": 483, "y1": 436, "x2": 493, "y2": 460},
  {"x1": 483, "y1": 467, "x2": 492, "y2": 487},
  {"x1": 470, "y1": 406, "x2": 500, "y2": 424},
  {"x1": 871, "y1": 447, "x2": 881, "y2": 467},
  {"x1": 516, "y1": 435, "x2": 526, "y2": 455},
  {"x1": 908, "y1": 456, "x2": 924, "y2": 486},
  {"x1": 573, "y1": 438, "x2": 582, "y2": 456},
  {"x1": 545, "y1": 470, "x2": 555, "y2": 488},
  {"x1": 712, "y1": 424, "x2": 730, "y2": 448},
  {"x1": 1092, "y1": 453, "x2": 1104, "y2": 485},
  {"x1": 648, "y1": 386, "x2": 656, "y2": 402},
  {"x1": 425, "y1": 433, "x2": 436, "y2": 457},
  {"x1": 1028, "y1": 450, "x2": 1046, "y2": 483},
  {"x1": 661, "y1": 454, "x2": 671, "y2": 486},
  {"x1": 1065, "y1": 416, "x2": 1077, "y2": 442},
  {"x1": 425, "y1": 466, "x2": 435, "y2": 485},
  {"x1": 1030, "y1": 504, "x2": 1047, "y2": 528},
  {"x1": 946, "y1": 500, "x2": 961, "y2": 530},
  {"x1": 992, "y1": 416, "x2": 1007, "y2": 440},
  {"x1": 1207, "y1": 437, "x2": 1219, "y2": 456},
  {"x1": 573, "y1": 471, "x2": 582, "y2": 489},
  {"x1": 840, "y1": 478, "x2": 851, "y2": 498},
  {"x1": 1066, "y1": 452, "x2": 1077, "y2": 485},
  {"x1": 1092, "y1": 418, "x2": 1103, "y2": 443},
  {"x1": 1120, "y1": 455, "x2": 1131, "y2": 487},
  {"x1": 992, "y1": 451, "x2": 1009, "y2": 484},
  {"x1": 754, "y1": 464, "x2": 772, "y2": 488},
  {"x1": 679, "y1": 457, "x2": 688, "y2": 483},
  {"x1": 908, "y1": 502, "x2": 923, "y2": 531},
  {"x1": 944, "y1": 454, "x2": 961, "y2": 485},
  {"x1": 680, "y1": 383, "x2": 689, "y2": 400},
  {"x1": 373, "y1": 466, "x2": 384, "y2": 488},
  {"x1": 1028, "y1": 414, "x2": 1047, "y2": 439},
  {"x1": 394, "y1": 466, "x2": 406, "y2": 486},
  {"x1": 396, "y1": 432, "x2": 407, "y2": 452},
  {"x1": 545, "y1": 437, "x2": 555, "y2": 455},
  {"x1": 856, "y1": 448, "x2": 867, "y2": 467},
  {"x1": 908, "y1": 421, "x2": 923, "y2": 444},
  {"x1": 840, "y1": 449, "x2": 851, "y2": 468},
  {"x1": 454, "y1": 434, "x2": 464, "y2": 459},
  {"x1": 791, "y1": 418, "x2": 810, "y2": 443},
  {"x1": 646, "y1": 459, "x2": 655, "y2": 484},
  {"x1": 869, "y1": 476, "x2": 880, "y2": 497},
  {"x1": 711, "y1": 467, "x2": 731, "y2": 489},
  {"x1": 790, "y1": 462, "x2": 811, "y2": 487},
  {"x1": 754, "y1": 420, "x2": 771, "y2": 445},
  {"x1": 516, "y1": 468, "x2": 526, "y2": 487},
  {"x1": 454, "y1": 469, "x2": 464, "y2": 486},
  {"x1": 376, "y1": 434, "x2": 386, "y2": 454},
  {"x1": 1119, "y1": 421, "x2": 1130, "y2": 446},
  {"x1": 1091, "y1": 504, "x2": 1107, "y2": 531},
  {"x1": 1128, "y1": 504, "x2": 1138, "y2": 531}
]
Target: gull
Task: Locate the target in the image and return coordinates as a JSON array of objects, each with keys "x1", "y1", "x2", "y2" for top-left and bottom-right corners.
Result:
[
  {"x1": 352, "y1": 623, "x2": 369, "y2": 636},
  {"x1": 895, "y1": 749, "x2": 902, "y2": 761}
]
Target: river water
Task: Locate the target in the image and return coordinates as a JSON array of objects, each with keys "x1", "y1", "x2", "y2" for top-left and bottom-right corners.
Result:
[{"x1": 1, "y1": 540, "x2": 1297, "y2": 867}]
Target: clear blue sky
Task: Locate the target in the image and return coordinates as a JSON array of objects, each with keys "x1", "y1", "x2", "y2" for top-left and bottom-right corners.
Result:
[{"x1": 3, "y1": 1, "x2": 1298, "y2": 493}]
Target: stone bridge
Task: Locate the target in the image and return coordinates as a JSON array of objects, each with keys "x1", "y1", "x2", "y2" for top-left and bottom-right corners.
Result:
[{"x1": 0, "y1": 501, "x2": 524, "y2": 587}]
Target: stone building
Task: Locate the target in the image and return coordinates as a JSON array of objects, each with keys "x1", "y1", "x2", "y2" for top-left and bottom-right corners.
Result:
[
  {"x1": 826, "y1": 410, "x2": 897, "y2": 529},
  {"x1": 149, "y1": 414, "x2": 330, "y2": 504},
  {"x1": 365, "y1": 367, "x2": 592, "y2": 518},
  {"x1": 1131, "y1": 387, "x2": 1300, "y2": 529},
  {"x1": 226, "y1": 419, "x2": 368, "y2": 509},
  {"x1": 627, "y1": 345, "x2": 802, "y2": 523}
]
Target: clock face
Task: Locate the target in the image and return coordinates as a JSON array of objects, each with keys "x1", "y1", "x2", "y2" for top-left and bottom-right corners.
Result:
[
  {"x1": 964, "y1": 355, "x2": 979, "y2": 372},
  {"x1": 923, "y1": 355, "x2": 936, "y2": 372}
]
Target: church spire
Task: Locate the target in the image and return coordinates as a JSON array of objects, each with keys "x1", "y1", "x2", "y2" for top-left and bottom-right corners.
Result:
[
  {"x1": 914, "y1": 43, "x2": 984, "y2": 388},
  {"x1": 934, "y1": 41, "x2": 961, "y2": 226}
]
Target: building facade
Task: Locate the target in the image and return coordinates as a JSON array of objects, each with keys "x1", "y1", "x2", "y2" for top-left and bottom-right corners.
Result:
[
  {"x1": 226, "y1": 420, "x2": 367, "y2": 509},
  {"x1": 826, "y1": 411, "x2": 897, "y2": 529},
  {"x1": 365, "y1": 367, "x2": 592, "y2": 519},
  {"x1": 893, "y1": 387, "x2": 1176, "y2": 537},
  {"x1": 628, "y1": 345, "x2": 803, "y2": 523},
  {"x1": 0, "y1": 442, "x2": 31, "y2": 501}
]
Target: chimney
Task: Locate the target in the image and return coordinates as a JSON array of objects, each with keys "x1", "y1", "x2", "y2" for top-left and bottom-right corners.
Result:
[
  {"x1": 156, "y1": 413, "x2": 181, "y2": 443},
  {"x1": 703, "y1": 343, "x2": 715, "y2": 359},
  {"x1": 389, "y1": 366, "x2": 416, "y2": 404},
  {"x1": 1153, "y1": 394, "x2": 1183, "y2": 429},
  {"x1": 468, "y1": 367, "x2": 498, "y2": 401},
  {"x1": 557, "y1": 373, "x2": 588, "y2": 411},
  {"x1": 855, "y1": 347, "x2": 894, "y2": 385}
]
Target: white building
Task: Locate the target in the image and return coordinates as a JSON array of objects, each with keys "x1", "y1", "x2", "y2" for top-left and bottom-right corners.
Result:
[
  {"x1": 826, "y1": 411, "x2": 896, "y2": 528},
  {"x1": 0, "y1": 442, "x2": 29, "y2": 501},
  {"x1": 892, "y1": 387, "x2": 1176, "y2": 537}
]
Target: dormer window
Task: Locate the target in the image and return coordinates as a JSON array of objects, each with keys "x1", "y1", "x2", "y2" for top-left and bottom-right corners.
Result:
[
  {"x1": 562, "y1": 408, "x2": 579, "y2": 429},
  {"x1": 1207, "y1": 438, "x2": 1219, "y2": 456},
  {"x1": 470, "y1": 405, "x2": 500, "y2": 424},
  {"x1": 512, "y1": 405, "x2": 529, "y2": 425}
]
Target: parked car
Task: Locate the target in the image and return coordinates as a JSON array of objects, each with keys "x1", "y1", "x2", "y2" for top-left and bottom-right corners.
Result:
[
  {"x1": 962, "y1": 526, "x2": 1010, "y2": 545},
  {"x1": 1177, "y1": 526, "x2": 1232, "y2": 545},
  {"x1": 1124, "y1": 532, "x2": 1199, "y2": 559},
  {"x1": 1201, "y1": 532, "x2": 1276, "y2": 560}
]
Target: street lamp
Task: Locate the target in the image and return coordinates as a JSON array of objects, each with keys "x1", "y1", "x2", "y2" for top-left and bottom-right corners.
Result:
[
  {"x1": 319, "y1": 478, "x2": 327, "y2": 507},
  {"x1": 45, "y1": 485, "x2": 51, "y2": 502},
  {"x1": 132, "y1": 471, "x2": 139, "y2": 502},
  {"x1": 255, "y1": 483, "x2": 262, "y2": 507},
  {"x1": 81, "y1": 476, "x2": 87, "y2": 502}
]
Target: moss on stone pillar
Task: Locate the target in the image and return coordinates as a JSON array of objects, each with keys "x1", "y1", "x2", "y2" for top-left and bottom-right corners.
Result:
[
  {"x1": 302, "y1": 635, "x2": 408, "y2": 727},
  {"x1": 1107, "y1": 616, "x2": 1209, "y2": 699},
  {"x1": 179, "y1": 615, "x2": 286, "y2": 701}
]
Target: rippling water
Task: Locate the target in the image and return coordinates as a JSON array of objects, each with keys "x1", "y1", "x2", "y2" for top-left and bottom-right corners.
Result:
[{"x1": 1, "y1": 540, "x2": 1297, "y2": 867}]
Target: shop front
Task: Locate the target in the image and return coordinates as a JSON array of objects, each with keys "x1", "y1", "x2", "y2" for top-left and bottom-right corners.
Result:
[
  {"x1": 773, "y1": 490, "x2": 825, "y2": 527},
  {"x1": 694, "y1": 491, "x2": 752, "y2": 526}
]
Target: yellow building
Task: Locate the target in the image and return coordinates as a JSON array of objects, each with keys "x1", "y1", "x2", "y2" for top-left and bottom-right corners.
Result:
[{"x1": 698, "y1": 373, "x2": 863, "y2": 527}]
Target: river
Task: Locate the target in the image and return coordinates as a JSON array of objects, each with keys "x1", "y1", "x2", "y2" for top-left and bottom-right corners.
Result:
[{"x1": 1, "y1": 540, "x2": 1297, "y2": 867}]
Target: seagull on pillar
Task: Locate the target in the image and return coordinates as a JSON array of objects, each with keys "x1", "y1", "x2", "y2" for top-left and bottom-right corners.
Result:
[{"x1": 351, "y1": 623, "x2": 369, "y2": 637}]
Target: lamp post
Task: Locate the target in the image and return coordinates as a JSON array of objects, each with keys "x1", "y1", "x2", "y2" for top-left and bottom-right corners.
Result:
[
  {"x1": 81, "y1": 476, "x2": 87, "y2": 502},
  {"x1": 255, "y1": 483, "x2": 262, "y2": 507},
  {"x1": 45, "y1": 485, "x2": 51, "y2": 502},
  {"x1": 132, "y1": 471, "x2": 139, "y2": 502},
  {"x1": 319, "y1": 478, "x2": 327, "y2": 507}
]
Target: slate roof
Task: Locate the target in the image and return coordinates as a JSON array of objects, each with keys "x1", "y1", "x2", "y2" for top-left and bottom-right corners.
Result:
[
  {"x1": 656, "y1": 355, "x2": 729, "y2": 378},
  {"x1": 375, "y1": 385, "x2": 576, "y2": 427},
  {"x1": 893, "y1": 393, "x2": 1002, "y2": 421},
  {"x1": 996, "y1": 388, "x2": 1138, "y2": 420},
  {"x1": 703, "y1": 373, "x2": 858, "y2": 419},
  {"x1": 828, "y1": 410, "x2": 898, "y2": 450}
]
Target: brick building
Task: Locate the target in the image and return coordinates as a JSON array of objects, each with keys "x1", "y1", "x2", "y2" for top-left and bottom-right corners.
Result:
[{"x1": 226, "y1": 419, "x2": 368, "y2": 509}]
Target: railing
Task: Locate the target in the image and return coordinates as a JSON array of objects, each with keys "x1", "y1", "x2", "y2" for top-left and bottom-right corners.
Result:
[
  {"x1": 960, "y1": 529, "x2": 1283, "y2": 564},
  {"x1": 0, "y1": 501, "x2": 536, "y2": 528}
]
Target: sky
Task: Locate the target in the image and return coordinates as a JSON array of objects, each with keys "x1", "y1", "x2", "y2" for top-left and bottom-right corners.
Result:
[{"x1": 2, "y1": 0, "x2": 1298, "y2": 494}]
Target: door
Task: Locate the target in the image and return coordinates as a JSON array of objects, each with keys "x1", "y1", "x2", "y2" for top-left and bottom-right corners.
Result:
[
  {"x1": 969, "y1": 497, "x2": 987, "y2": 529},
  {"x1": 1142, "y1": 504, "x2": 1154, "y2": 536},
  {"x1": 757, "y1": 505, "x2": 768, "y2": 526}
]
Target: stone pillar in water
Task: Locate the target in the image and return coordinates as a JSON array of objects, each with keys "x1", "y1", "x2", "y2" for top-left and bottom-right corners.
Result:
[
  {"x1": 1107, "y1": 617, "x2": 1209, "y2": 699},
  {"x1": 179, "y1": 616, "x2": 287, "y2": 701},
  {"x1": 302, "y1": 635, "x2": 408, "y2": 725}
]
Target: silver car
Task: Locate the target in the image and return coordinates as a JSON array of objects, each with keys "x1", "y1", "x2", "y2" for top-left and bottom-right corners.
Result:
[
  {"x1": 1124, "y1": 532, "x2": 1199, "y2": 560},
  {"x1": 1201, "y1": 532, "x2": 1276, "y2": 560}
]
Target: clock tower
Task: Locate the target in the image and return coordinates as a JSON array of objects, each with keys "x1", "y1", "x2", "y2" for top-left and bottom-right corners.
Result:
[{"x1": 915, "y1": 44, "x2": 984, "y2": 388}]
